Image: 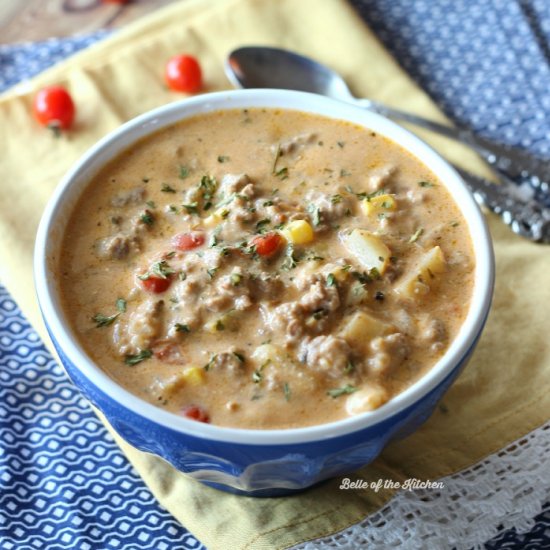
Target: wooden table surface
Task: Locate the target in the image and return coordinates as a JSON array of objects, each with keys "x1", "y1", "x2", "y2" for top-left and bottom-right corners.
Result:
[{"x1": 0, "y1": 0, "x2": 178, "y2": 44}]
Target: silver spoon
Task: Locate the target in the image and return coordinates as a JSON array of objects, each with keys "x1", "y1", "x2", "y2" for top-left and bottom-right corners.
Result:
[{"x1": 225, "y1": 46, "x2": 550, "y2": 242}]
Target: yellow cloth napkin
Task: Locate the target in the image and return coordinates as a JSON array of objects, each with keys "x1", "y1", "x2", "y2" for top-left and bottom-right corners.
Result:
[{"x1": 1, "y1": 0, "x2": 549, "y2": 548}]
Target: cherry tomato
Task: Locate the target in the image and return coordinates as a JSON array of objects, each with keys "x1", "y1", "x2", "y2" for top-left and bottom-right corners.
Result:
[
  {"x1": 251, "y1": 232, "x2": 283, "y2": 257},
  {"x1": 181, "y1": 405, "x2": 210, "y2": 423},
  {"x1": 172, "y1": 231, "x2": 205, "y2": 251},
  {"x1": 140, "y1": 275, "x2": 172, "y2": 293},
  {"x1": 33, "y1": 86, "x2": 75, "y2": 132},
  {"x1": 165, "y1": 55, "x2": 203, "y2": 93}
]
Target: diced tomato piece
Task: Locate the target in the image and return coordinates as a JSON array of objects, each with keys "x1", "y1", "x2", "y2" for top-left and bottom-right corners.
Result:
[
  {"x1": 141, "y1": 275, "x2": 172, "y2": 293},
  {"x1": 172, "y1": 232, "x2": 205, "y2": 251},
  {"x1": 251, "y1": 232, "x2": 283, "y2": 257},
  {"x1": 181, "y1": 405, "x2": 210, "y2": 423}
]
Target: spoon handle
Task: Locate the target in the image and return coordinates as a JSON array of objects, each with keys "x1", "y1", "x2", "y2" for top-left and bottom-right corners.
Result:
[
  {"x1": 454, "y1": 166, "x2": 550, "y2": 243},
  {"x1": 358, "y1": 99, "x2": 550, "y2": 195}
]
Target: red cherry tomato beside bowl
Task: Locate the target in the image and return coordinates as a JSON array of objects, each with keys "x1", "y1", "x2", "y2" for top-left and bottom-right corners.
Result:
[
  {"x1": 165, "y1": 55, "x2": 203, "y2": 93},
  {"x1": 33, "y1": 86, "x2": 75, "y2": 132}
]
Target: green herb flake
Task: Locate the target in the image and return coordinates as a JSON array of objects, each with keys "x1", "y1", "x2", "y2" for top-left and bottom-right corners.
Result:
[
  {"x1": 409, "y1": 228, "x2": 424, "y2": 243},
  {"x1": 207, "y1": 267, "x2": 218, "y2": 279},
  {"x1": 124, "y1": 349, "x2": 153, "y2": 366},
  {"x1": 252, "y1": 370, "x2": 263, "y2": 383},
  {"x1": 450, "y1": 221, "x2": 460, "y2": 227},
  {"x1": 418, "y1": 181, "x2": 435, "y2": 188},
  {"x1": 308, "y1": 204, "x2": 321, "y2": 227},
  {"x1": 340, "y1": 169, "x2": 351, "y2": 177},
  {"x1": 182, "y1": 202, "x2": 199, "y2": 215},
  {"x1": 169, "y1": 205, "x2": 180, "y2": 214},
  {"x1": 337, "y1": 141, "x2": 345, "y2": 148},
  {"x1": 161, "y1": 183, "x2": 176, "y2": 193},
  {"x1": 344, "y1": 361, "x2": 355, "y2": 374},
  {"x1": 274, "y1": 167, "x2": 289, "y2": 180},
  {"x1": 92, "y1": 313, "x2": 119, "y2": 328},
  {"x1": 214, "y1": 319, "x2": 225, "y2": 331},
  {"x1": 175, "y1": 323, "x2": 190, "y2": 333},
  {"x1": 283, "y1": 382, "x2": 291, "y2": 402},
  {"x1": 179, "y1": 165, "x2": 190, "y2": 179},
  {"x1": 327, "y1": 384, "x2": 358, "y2": 398},
  {"x1": 263, "y1": 200, "x2": 274, "y2": 207},
  {"x1": 281, "y1": 244, "x2": 298, "y2": 271},
  {"x1": 272, "y1": 144, "x2": 281, "y2": 174},
  {"x1": 233, "y1": 352, "x2": 245, "y2": 363},
  {"x1": 255, "y1": 218, "x2": 271, "y2": 233},
  {"x1": 326, "y1": 273, "x2": 337, "y2": 287},
  {"x1": 145, "y1": 200, "x2": 156, "y2": 209},
  {"x1": 331, "y1": 194, "x2": 343, "y2": 204},
  {"x1": 178, "y1": 271, "x2": 187, "y2": 281},
  {"x1": 217, "y1": 155, "x2": 230, "y2": 163},
  {"x1": 140, "y1": 211, "x2": 154, "y2": 225},
  {"x1": 116, "y1": 298, "x2": 127, "y2": 313},
  {"x1": 203, "y1": 354, "x2": 217, "y2": 371},
  {"x1": 139, "y1": 260, "x2": 175, "y2": 281}
]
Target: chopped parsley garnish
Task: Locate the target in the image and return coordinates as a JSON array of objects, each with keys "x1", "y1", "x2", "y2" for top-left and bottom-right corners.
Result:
[
  {"x1": 263, "y1": 200, "x2": 274, "y2": 207},
  {"x1": 92, "y1": 313, "x2": 119, "y2": 327},
  {"x1": 283, "y1": 382, "x2": 291, "y2": 401},
  {"x1": 326, "y1": 273, "x2": 337, "y2": 287},
  {"x1": 178, "y1": 271, "x2": 187, "y2": 281},
  {"x1": 217, "y1": 155, "x2": 230, "y2": 163},
  {"x1": 409, "y1": 228, "x2": 424, "y2": 243},
  {"x1": 116, "y1": 298, "x2": 127, "y2": 313},
  {"x1": 344, "y1": 361, "x2": 355, "y2": 374},
  {"x1": 331, "y1": 194, "x2": 343, "y2": 204},
  {"x1": 252, "y1": 370, "x2": 263, "y2": 383},
  {"x1": 233, "y1": 352, "x2": 245, "y2": 363},
  {"x1": 140, "y1": 211, "x2": 154, "y2": 225},
  {"x1": 369, "y1": 267, "x2": 381, "y2": 280},
  {"x1": 161, "y1": 183, "x2": 176, "y2": 193},
  {"x1": 327, "y1": 385, "x2": 358, "y2": 398},
  {"x1": 340, "y1": 169, "x2": 351, "y2": 177},
  {"x1": 175, "y1": 323, "x2": 190, "y2": 333},
  {"x1": 272, "y1": 143, "x2": 282, "y2": 174},
  {"x1": 178, "y1": 165, "x2": 190, "y2": 179},
  {"x1": 418, "y1": 181, "x2": 435, "y2": 188},
  {"x1": 169, "y1": 205, "x2": 179, "y2": 214},
  {"x1": 139, "y1": 260, "x2": 175, "y2": 280},
  {"x1": 214, "y1": 319, "x2": 225, "y2": 331},
  {"x1": 124, "y1": 349, "x2": 152, "y2": 366},
  {"x1": 145, "y1": 200, "x2": 156, "y2": 209},
  {"x1": 274, "y1": 167, "x2": 288, "y2": 180},
  {"x1": 203, "y1": 354, "x2": 217, "y2": 371},
  {"x1": 182, "y1": 202, "x2": 199, "y2": 215},
  {"x1": 209, "y1": 225, "x2": 222, "y2": 247},
  {"x1": 308, "y1": 203, "x2": 321, "y2": 227},
  {"x1": 199, "y1": 175, "x2": 217, "y2": 207},
  {"x1": 207, "y1": 267, "x2": 218, "y2": 279},
  {"x1": 255, "y1": 218, "x2": 271, "y2": 233},
  {"x1": 281, "y1": 244, "x2": 298, "y2": 271},
  {"x1": 164, "y1": 251, "x2": 176, "y2": 259}
]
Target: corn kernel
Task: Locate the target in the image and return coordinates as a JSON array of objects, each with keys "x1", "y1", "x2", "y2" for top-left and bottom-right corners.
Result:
[
  {"x1": 281, "y1": 219, "x2": 314, "y2": 244},
  {"x1": 181, "y1": 366, "x2": 205, "y2": 386},
  {"x1": 361, "y1": 194, "x2": 396, "y2": 217}
]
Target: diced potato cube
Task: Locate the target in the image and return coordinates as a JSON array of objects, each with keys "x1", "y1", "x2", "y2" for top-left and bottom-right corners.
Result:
[
  {"x1": 181, "y1": 366, "x2": 205, "y2": 386},
  {"x1": 281, "y1": 220, "x2": 314, "y2": 244},
  {"x1": 346, "y1": 385, "x2": 389, "y2": 415},
  {"x1": 341, "y1": 229, "x2": 391, "y2": 274},
  {"x1": 394, "y1": 246, "x2": 446, "y2": 299},
  {"x1": 252, "y1": 344, "x2": 283, "y2": 365},
  {"x1": 361, "y1": 194, "x2": 396, "y2": 217},
  {"x1": 340, "y1": 311, "x2": 394, "y2": 350}
]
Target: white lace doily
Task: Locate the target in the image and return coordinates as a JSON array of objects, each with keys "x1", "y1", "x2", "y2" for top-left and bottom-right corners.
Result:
[{"x1": 294, "y1": 421, "x2": 550, "y2": 549}]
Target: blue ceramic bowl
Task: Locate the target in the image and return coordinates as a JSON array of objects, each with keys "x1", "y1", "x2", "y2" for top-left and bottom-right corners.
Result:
[{"x1": 34, "y1": 90, "x2": 494, "y2": 496}]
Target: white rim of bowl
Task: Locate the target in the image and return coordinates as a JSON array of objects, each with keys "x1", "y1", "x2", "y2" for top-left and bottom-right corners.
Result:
[{"x1": 34, "y1": 89, "x2": 494, "y2": 446}]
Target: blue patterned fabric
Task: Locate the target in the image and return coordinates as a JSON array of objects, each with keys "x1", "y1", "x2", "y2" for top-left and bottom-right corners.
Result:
[{"x1": 1, "y1": 1, "x2": 550, "y2": 548}]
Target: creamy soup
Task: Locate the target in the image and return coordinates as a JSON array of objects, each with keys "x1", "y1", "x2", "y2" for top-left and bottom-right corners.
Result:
[{"x1": 59, "y1": 108, "x2": 474, "y2": 429}]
